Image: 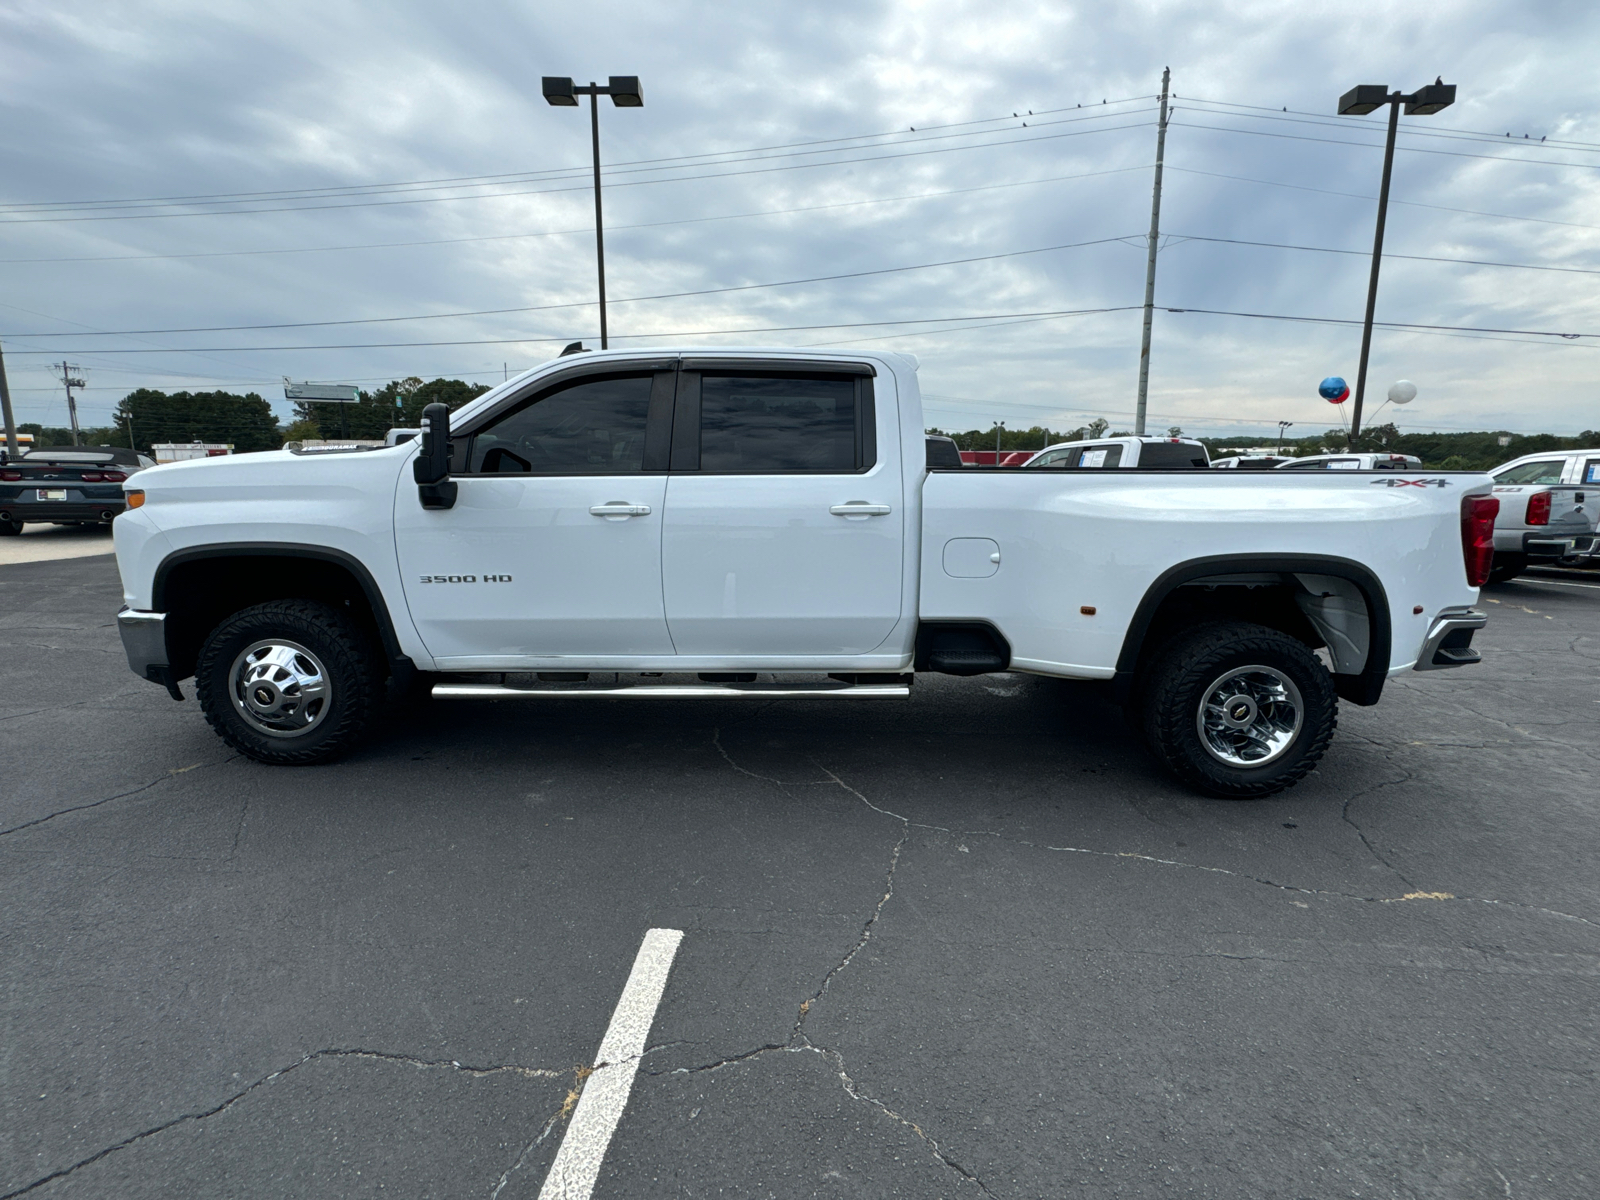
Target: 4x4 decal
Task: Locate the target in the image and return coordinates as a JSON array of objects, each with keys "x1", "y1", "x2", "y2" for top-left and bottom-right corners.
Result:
[{"x1": 1369, "y1": 478, "x2": 1450, "y2": 487}]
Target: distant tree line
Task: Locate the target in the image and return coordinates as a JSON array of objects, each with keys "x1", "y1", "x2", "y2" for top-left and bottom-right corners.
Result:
[{"x1": 18, "y1": 378, "x2": 494, "y2": 455}]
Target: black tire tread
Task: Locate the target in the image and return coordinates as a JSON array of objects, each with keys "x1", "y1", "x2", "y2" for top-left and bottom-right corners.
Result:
[
  {"x1": 195, "y1": 599, "x2": 381, "y2": 765},
  {"x1": 1140, "y1": 621, "x2": 1336, "y2": 799}
]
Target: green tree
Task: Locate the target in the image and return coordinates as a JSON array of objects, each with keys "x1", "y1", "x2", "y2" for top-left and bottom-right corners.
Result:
[
  {"x1": 115, "y1": 389, "x2": 281, "y2": 454},
  {"x1": 293, "y1": 377, "x2": 490, "y2": 439},
  {"x1": 281, "y1": 419, "x2": 322, "y2": 444}
]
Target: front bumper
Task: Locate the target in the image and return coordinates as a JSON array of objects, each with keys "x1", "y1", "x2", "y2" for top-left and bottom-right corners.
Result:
[
  {"x1": 117, "y1": 608, "x2": 182, "y2": 700},
  {"x1": 1414, "y1": 607, "x2": 1488, "y2": 671}
]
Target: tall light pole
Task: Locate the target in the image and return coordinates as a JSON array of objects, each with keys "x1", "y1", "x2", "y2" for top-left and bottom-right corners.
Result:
[
  {"x1": 1336, "y1": 79, "x2": 1455, "y2": 448},
  {"x1": 1276, "y1": 421, "x2": 1293, "y2": 454},
  {"x1": 542, "y1": 75, "x2": 644, "y2": 351}
]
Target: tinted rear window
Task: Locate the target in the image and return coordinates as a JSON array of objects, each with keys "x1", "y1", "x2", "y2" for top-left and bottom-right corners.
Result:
[
  {"x1": 699, "y1": 374, "x2": 860, "y2": 472},
  {"x1": 1137, "y1": 442, "x2": 1209, "y2": 468}
]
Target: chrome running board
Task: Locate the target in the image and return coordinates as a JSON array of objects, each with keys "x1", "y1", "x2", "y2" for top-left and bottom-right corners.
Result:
[{"x1": 432, "y1": 680, "x2": 911, "y2": 700}]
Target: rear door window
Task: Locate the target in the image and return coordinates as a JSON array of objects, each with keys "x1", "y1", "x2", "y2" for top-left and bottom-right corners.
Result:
[
  {"x1": 1579, "y1": 458, "x2": 1599, "y2": 485},
  {"x1": 682, "y1": 372, "x2": 872, "y2": 473},
  {"x1": 1325, "y1": 458, "x2": 1362, "y2": 470},
  {"x1": 1078, "y1": 445, "x2": 1123, "y2": 468},
  {"x1": 1493, "y1": 459, "x2": 1566, "y2": 485},
  {"x1": 1282, "y1": 458, "x2": 1328, "y2": 469}
]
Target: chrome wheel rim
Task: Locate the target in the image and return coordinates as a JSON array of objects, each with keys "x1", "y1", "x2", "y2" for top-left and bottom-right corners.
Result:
[
  {"x1": 230, "y1": 638, "x2": 332, "y2": 738},
  {"x1": 1196, "y1": 664, "x2": 1303, "y2": 768}
]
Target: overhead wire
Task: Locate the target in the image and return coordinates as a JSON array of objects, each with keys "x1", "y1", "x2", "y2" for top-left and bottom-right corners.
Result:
[
  {"x1": 0, "y1": 94, "x2": 1155, "y2": 213},
  {"x1": 0, "y1": 164, "x2": 1153, "y2": 265},
  {"x1": 0, "y1": 109, "x2": 1156, "y2": 224},
  {"x1": 0, "y1": 235, "x2": 1143, "y2": 339}
]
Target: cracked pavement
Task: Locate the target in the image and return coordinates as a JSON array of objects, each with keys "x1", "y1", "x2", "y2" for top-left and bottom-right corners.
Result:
[{"x1": 2, "y1": 555, "x2": 1597, "y2": 1198}]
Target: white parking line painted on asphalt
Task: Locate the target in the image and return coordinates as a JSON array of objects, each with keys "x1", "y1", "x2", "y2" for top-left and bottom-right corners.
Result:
[
  {"x1": 1518, "y1": 576, "x2": 1600, "y2": 591},
  {"x1": 538, "y1": 928, "x2": 684, "y2": 1200}
]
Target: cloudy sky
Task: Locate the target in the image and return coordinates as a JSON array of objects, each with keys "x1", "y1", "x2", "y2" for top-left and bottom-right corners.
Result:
[{"x1": 2, "y1": 0, "x2": 1599, "y2": 441}]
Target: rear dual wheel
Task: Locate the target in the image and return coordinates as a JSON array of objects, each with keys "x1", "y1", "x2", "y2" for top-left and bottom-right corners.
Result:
[{"x1": 1138, "y1": 621, "x2": 1337, "y2": 799}]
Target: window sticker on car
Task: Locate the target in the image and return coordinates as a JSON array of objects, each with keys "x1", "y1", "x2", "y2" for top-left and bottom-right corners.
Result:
[
  {"x1": 1586, "y1": 462, "x2": 1600, "y2": 483},
  {"x1": 1080, "y1": 449, "x2": 1108, "y2": 468},
  {"x1": 1328, "y1": 460, "x2": 1360, "y2": 469}
]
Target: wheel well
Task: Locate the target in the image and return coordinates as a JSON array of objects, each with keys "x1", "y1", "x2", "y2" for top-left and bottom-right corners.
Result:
[
  {"x1": 1138, "y1": 578, "x2": 1323, "y2": 669},
  {"x1": 155, "y1": 551, "x2": 399, "y2": 683},
  {"x1": 1115, "y1": 558, "x2": 1391, "y2": 707}
]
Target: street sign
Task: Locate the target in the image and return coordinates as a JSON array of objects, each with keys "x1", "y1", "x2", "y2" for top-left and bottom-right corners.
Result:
[{"x1": 284, "y1": 381, "x2": 360, "y2": 403}]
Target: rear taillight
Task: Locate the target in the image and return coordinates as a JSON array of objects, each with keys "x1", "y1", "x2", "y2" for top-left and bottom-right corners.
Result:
[
  {"x1": 1461, "y1": 494, "x2": 1499, "y2": 587},
  {"x1": 1525, "y1": 491, "x2": 1551, "y2": 526},
  {"x1": 101, "y1": 470, "x2": 126, "y2": 482},
  {"x1": 80, "y1": 472, "x2": 103, "y2": 482},
  {"x1": 0, "y1": 469, "x2": 20, "y2": 481}
]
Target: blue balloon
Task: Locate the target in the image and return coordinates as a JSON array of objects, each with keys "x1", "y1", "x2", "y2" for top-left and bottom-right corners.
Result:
[{"x1": 1318, "y1": 376, "x2": 1348, "y2": 400}]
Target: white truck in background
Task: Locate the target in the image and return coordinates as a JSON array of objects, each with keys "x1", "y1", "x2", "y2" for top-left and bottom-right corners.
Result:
[
  {"x1": 112, "y1": 348, "x2": 1496, "y2": 798},
  {"x1": 1485, "y1": 449, "x2": 1600, "y2": 581}
]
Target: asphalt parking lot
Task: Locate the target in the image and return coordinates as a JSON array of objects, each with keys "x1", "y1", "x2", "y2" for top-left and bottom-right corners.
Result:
[{"x1": 2, "y1": 553, "x2": 1596, "y2": 1199}]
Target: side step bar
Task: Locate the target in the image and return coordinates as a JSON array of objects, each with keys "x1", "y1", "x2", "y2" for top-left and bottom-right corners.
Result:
[{"x1": 433, "y1": 680, "x2": 912, "y2": 700}]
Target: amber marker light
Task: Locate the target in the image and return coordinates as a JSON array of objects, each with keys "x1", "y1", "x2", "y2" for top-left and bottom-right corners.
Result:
[{"x1": 125, "y1": 490, "x2": 145, "y2": 509}]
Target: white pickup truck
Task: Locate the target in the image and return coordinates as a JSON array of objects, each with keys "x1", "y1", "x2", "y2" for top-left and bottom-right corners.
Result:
[{"x1": 112, "y1": 348, "x2": 1496, "y2": 797}]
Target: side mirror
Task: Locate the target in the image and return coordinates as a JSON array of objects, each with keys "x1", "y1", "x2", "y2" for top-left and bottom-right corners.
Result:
[{"x1": 413, "y1": 402, "x2": 458, "y2": 510}]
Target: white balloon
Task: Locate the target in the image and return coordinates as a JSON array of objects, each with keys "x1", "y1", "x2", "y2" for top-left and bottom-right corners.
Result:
[{"x1": 1388, "y1": 380, "x2": 1417, "y2": 405}]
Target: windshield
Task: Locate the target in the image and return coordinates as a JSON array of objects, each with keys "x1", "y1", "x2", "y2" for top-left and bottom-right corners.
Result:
[{"x1": 1493, "y1": 459, "x2": 1564, "y2": 485}]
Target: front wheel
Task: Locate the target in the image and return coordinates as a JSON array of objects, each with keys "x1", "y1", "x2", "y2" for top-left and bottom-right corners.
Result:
[
  {"x1": 195, "y1": 600, "x2": 383, "y2": 765},
  {"x1": 1138, "y1": 622, "x2": 1337, "y2": 799}
]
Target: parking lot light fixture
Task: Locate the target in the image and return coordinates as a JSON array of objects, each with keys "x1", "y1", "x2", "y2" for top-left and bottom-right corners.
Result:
[
  {"x1": 1338, "y1": 79, "x2": 1455, "y2": 448},
  {"x1": 542, "y1": 74, "x2": 645, "y2": 349}
]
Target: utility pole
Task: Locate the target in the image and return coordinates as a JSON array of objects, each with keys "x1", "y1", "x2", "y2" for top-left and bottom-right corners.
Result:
[
  {"x1": 1134, "y1": 67, "x2": 1171, "y2": 437},
  {"x1": 995, "y1": 420, "x2": 1005, "y2": 466},
  {"x1": 57, "y1": 361, "x2": 86, "y2": 445},
  {"x1": 0, "y1": 339, "x2": 18, "y2": 460}
]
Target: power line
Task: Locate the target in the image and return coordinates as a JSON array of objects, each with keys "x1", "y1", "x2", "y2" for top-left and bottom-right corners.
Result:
[
  {"x1": 1171, "y1": 117, "x2": 1600, "y2": 171},
  {"x1": 0, "y1": 235, "x2": 1140, "y2": 338},
  {"x1": 1176, "y1": 94, "x2": 1600, "y2": 154},
  {"x1": 1168, "y1": 232, "x2": 1600, "y2": 276},
  {"x1": 1174, "y1": 99, "x2": 1600, "y2": 159},
  {"x1": 0, "y1": 117, "x2": 1154, "y2": 225},
  {"x1": 1159, "y1": 306, "x2": 1596, "y2": 341},
  {"x1": 0, "y1": 94, "x2": 1156, "y2": 213},
  {"x1": 1, "y1": 307, "x2": 1143, "y2": 356},
  {"x1": 1163, "y1": 164, "x2": 1600, "y2": 233},
  {"x1": 0, "y1": 104, "x2": 1154, "y2": 219},
  {"x1": 0, "y1": 165, "x2": 1152, "y2": 266}
]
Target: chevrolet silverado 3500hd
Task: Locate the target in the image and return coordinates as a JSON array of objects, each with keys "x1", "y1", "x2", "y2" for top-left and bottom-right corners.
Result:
[{"x1": 112, "y1": 349, "x2": 1495, "y2": 797}]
